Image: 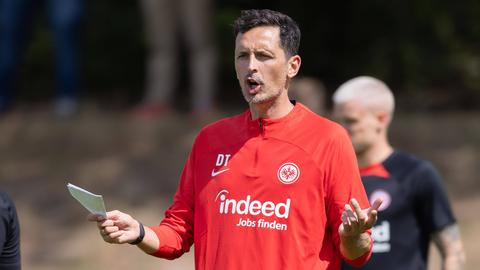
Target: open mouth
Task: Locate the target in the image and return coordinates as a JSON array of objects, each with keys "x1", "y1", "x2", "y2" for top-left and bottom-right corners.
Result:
[{"x1": 246, "y1": 77, "x2": 262, "y2": 94}]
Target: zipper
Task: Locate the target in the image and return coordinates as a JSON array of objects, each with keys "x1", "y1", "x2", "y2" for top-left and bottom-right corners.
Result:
[{"x1": 259, "y1": 119, "x2": 265, "y2": 137}]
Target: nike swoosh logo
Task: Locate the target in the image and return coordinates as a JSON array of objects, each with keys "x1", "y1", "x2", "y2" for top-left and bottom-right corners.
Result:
[{"x1": 211, "y1": 168, "x2": 230, "y2": 177}]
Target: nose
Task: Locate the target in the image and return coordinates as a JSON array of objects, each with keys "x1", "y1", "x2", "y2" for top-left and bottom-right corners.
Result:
[{"x1": 247, "y1": 55, "x2": 259, "y2": 72}]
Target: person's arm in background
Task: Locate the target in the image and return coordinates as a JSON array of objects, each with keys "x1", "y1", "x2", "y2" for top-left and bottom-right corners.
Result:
[
  {"x1": 432, "y1": 224, "x2": 466, "y2": 270},
  {"x1": 0, "y1": 208, "x2": 7, "y2": 253},
  {"x1": 0, "y1": 191, "x2": 21, "y2": 269},
  {"x1": 413, "y1": 161, "x2": 465, "y2": 270}
]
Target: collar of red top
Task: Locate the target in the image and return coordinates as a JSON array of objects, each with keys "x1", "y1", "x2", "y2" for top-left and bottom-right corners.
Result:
[
  {"x1": 359, "y1": 163, "x2": 390, "y2": 178},
  {"x1": 244, "y1": 102, "x2": 304, "y2": 134}
]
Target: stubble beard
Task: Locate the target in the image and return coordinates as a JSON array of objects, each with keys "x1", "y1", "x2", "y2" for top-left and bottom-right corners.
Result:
[{"x1": 243, "y1": 87, "x2": 282, "y2": 105}]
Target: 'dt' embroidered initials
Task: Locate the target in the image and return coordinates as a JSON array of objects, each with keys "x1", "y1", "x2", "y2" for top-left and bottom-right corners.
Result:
[
  {"x1": 216, "y1": 154, "x2": 231, "y2": 167},
  {"x1": 211, "y1": 154, "x2": 231, "y2": 177}
]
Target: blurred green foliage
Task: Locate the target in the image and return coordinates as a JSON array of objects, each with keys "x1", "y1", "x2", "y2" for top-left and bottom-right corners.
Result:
[
  {"x1": 15, "y1": 0, "x2": 480, "y2": 110},
  {"x1": 277, "y1": 0, "x2": 480, "y2": 110}
]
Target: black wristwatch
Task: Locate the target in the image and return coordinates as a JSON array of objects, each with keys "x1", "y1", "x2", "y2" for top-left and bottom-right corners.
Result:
[{"x1": 129, "y1": 221, "x2": 145, "y2": 245}]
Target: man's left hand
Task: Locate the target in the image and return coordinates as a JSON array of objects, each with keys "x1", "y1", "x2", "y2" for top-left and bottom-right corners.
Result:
[{"x1": 339, "y1": 198, "x2": 382, "y2": 237}]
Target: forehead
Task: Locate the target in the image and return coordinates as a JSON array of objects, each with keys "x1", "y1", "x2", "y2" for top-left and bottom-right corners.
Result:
[
  {"x1": 235, "y1": 26, "x2": 282, "y2": 51},
  {"x1": 334, "y1": 101, "x2": 369, "y2": 118}
]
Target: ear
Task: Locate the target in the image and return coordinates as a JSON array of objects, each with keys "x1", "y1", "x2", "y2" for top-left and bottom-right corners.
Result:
[
  {"x1": 287, "y1": 55, "x2": 301, "y2": 79},
  {"x1": 377, "y1": 111, "x2": 392, "y2": 128}
]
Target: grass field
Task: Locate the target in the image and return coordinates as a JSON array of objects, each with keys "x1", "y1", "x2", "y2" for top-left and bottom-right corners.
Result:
[{"x1": 0, "y1": 104, "x2": 478, "y2": 269}]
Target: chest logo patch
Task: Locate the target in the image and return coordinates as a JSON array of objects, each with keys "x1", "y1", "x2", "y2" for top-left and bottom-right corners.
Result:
[
  {"x1": 370, "y1": 189, "x2": 391, "y2": 211},
  {"x1": 277, "y1": 162, "x2": 300, "y2": 184}
]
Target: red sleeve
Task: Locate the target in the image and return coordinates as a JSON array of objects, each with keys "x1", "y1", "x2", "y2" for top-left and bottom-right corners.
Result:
[
  {"x1": 324, "y1": 127, "x2": 372, "y2": 266},
  {"x1": 147, "y1": 143, "x2": 197, "y2": 260}
]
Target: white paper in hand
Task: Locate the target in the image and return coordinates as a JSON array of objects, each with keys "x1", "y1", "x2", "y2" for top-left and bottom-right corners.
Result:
[{"x1": 67, "y1": 183, "x2": 107, "y2": 218}]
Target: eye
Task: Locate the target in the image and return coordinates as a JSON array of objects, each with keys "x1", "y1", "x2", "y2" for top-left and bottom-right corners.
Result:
[
  {"x1": 344, "y1": 118, "x2": 358, "y2": 125},
  {"x1": 255, "y1": 52, "x2": 273, "y2": 61},
  {"x1": 236, "y1": 52, "x2": 248, "y2": 59}
]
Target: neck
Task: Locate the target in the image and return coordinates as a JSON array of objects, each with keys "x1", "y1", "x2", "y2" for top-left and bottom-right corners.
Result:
[
  {"x1": 249, "y1": 92, "x2": 294, "y2": 120},
  {"x1": 356, "y1": 138, "x2": 393, "y2": 168}
]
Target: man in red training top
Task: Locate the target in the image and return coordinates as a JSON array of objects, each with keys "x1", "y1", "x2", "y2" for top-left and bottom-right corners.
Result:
[{"x1": 89, "y1": 9, "x2": 381, "y2": 270}]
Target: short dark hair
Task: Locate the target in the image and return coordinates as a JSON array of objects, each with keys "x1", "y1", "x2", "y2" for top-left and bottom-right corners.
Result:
[{"x1": 233, "y1": 9, "x2": 301, "y2": 57}]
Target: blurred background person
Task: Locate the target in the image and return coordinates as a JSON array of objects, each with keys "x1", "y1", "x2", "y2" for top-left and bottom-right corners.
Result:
[
  {"x1": 288, "y1": 76, "x2": 326, "y2": 115},
  {"x1": 332, "y1": 76, "x2": 466, "y2": 270},
  {"x1": 0, "y1": 0, "x2": 85, "y2": 117},
  {"x1": 133, "y1": 0, "x2": 217, "y2": 119},
  {"x1": 0, "y1": 190, "x2": 20, "y2": 270}
]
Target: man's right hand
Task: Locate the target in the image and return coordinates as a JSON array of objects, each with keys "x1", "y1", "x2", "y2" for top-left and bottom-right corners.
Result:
[{"x1": 88, "y1": 210, "x2": 141, "y2": 244}]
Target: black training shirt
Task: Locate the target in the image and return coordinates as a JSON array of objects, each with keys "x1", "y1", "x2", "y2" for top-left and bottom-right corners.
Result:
[{"x1": 341, "y1": 151, "x2": 456, "y2": 270}]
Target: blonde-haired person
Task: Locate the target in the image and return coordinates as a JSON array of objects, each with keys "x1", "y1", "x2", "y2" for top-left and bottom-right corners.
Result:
[{"x1": 333, "y1": 76, "x2": 465, "y2": 270}]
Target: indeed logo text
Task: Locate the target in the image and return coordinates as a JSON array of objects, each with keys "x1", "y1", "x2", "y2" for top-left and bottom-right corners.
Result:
[{"x1": 215, "y1": 190, "x2": 291, "y2": 219}]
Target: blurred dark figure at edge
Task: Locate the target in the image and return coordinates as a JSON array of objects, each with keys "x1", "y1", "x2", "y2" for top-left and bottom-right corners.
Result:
[
  {"x1": 132, "y1": 0, "x2": 217, "y2": 120},
  {"x1": 0, "y1": 190, "x2": 20, "y2": 270},
  {"x1": 0, "y1": 0, "x2": 85, "y2": 117}
]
